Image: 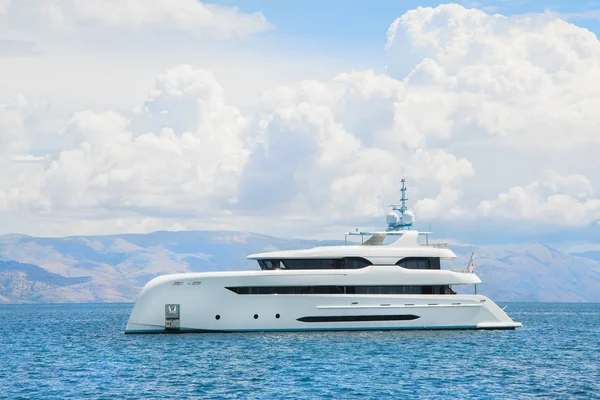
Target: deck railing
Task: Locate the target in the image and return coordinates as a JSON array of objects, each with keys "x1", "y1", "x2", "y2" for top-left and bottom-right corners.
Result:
[
  {"x1": 420, "y1": 242, "x2": 448, "y2": 249},
  {"x1": 318, "y1": 241, "x2": 449, "y2": 248}
]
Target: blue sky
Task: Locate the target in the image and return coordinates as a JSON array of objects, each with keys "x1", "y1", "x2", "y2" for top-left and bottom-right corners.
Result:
[{"x1": 212, "y1": 0, "x2": 600, "y2": 48}]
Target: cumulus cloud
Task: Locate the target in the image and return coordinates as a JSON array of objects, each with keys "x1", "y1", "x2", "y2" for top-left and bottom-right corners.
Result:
[
  {"x1": 386, "y1": 4, "x2": 600, "y2": 150},
  {"x1": 2, "y1": 65, "x2": 249, "y2": 221},
  {"x1": 0, "y1": 94, "x2": 62, "y2": 214},
  {"x1": 2, "y1": 4, "x2": 600, "y2": 240},
  {"x1": 478, "y1": 173, "x2": 600, "y2": 226},
  {"x1": 1, "y1": 65, "x2": 474, "y2": 232},
  {"x1": 406, "y1": 149, "x2": 474, "y2": 184},
  {"x1": 237, "y1": 69, "x2": 475, "y2": 222},
  {"x1": 0, "y1": 0, "x2": 273, "y2": 38},
  {"x1": 0, "y1": 94, "x2": 56, "y2": 156},
  {"x1": 406, "y1": 149, "x2": 474, "y2": 219}
]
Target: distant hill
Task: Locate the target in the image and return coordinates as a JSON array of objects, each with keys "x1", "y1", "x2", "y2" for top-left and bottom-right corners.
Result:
[
  {"x1": 572, "y1": 250, "x2": 600, "y2": 262},
  {"x1": 0, "y1": 231, "x2": 329, "y2": 303},
  {"x1": 447, "y1": 243, "x2": 600, "y2": 302},
  {"x1": 0, "y1": 230, "x2": 599, "y2": 303},
  {"x1": 0, "y1": 260, "x2": 91, "y2": 303}
]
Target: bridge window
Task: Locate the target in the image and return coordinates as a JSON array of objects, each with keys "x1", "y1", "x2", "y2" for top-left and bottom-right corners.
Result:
[
  {"x1": 344, "y1": 257, "x2": 372, "y2": 269},
  {"x1": 396, "y1": 257, "x2": 440, "y2": 270},
  {"x1": 258, "y1": 258, "x2": 371, "y2": 270}
]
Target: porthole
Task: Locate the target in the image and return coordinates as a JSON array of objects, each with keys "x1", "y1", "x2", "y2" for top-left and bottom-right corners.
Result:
[
  {"x1": 215, "y1": 315, "x2": 221, "y2": 320},
  {"x1": 275, "y1": 314, "x2": 280, "y2": 319},
  {"x1": 254, "y1": 314, "x2": 259, "y2": 319}
]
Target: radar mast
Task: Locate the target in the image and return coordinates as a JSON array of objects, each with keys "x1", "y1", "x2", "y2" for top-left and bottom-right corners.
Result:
[{"x1": 386, "y1": 178, "x2": 415, "y2": 231}]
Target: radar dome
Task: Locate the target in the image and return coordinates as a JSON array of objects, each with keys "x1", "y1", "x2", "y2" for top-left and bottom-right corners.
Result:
[
  {"x1": 386, "y1": 211, "x2": 400, "y2": 225},
  {"x1": 402, "y1": 210, "x2": 415, "y2": 224}
]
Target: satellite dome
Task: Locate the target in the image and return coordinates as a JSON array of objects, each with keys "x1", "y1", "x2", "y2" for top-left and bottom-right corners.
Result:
[
  {"x1": 402, "y1": 210, "x2": 415, "y2": 224},
  {"x1": 386, "y1": 211, "x2": 400, "y2": 225}
]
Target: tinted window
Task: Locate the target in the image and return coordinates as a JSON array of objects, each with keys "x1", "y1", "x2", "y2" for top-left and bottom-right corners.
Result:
[
  {"x1": 227, "y1": 285, "x2": 449, "y2": 295},
  {"x1": 281, "y1": 259, "x2": 304, "y2": 269},
  {"x1": 344, "y1": 257, "x2": 372, "y2": 269},
  {"x1": 298, "y1": 314, "x2": 420, "y2": 322},
  {"x1": 259, "y1": 258, "x2": 371, "y2": 270},
  {"x1": 396, "y1": 257, "x2": 441, "y2": 270},
  {"x1": 282, "y1": 259, "x2": 342, "y2": 270}
]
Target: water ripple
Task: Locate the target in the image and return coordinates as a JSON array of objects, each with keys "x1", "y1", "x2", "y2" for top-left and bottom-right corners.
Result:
[{"x1": 0, "y1": 303, "x2": 599, "y2": 399}]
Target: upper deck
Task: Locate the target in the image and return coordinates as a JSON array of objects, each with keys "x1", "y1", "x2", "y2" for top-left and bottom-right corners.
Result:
[
  {"x1": 247, "y1": 230, "x2": 457, "y2": 264},
  {"x1": 343, "y1": 230, "x2": 447, "y2": 248}
]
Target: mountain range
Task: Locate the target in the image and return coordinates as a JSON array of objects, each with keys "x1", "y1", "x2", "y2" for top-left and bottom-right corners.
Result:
[{"x1": 1, "y1": 230, "x2": 599, "y2": 303}]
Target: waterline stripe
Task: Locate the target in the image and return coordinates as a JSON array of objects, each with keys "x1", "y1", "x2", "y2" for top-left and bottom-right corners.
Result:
[{"x1": 124, "y1": 325, "x2": 522, "y2": 334}]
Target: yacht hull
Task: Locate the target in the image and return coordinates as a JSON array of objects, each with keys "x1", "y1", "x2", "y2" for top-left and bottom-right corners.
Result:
[{"x1": 125, "y1": 273, "x2": 522, "y2": 333}]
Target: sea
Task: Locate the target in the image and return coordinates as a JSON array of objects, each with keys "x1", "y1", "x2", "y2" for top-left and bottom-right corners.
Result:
[{"x1": 0, "y1": 302, "x2": 598, "y2": 399}]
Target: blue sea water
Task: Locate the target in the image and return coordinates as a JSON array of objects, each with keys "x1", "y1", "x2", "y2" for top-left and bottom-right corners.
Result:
[{"x1": 0, "y1": 303, "x2": 599, "y2": 399}]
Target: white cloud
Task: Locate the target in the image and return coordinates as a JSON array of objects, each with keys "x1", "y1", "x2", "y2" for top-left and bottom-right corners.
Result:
[
  {"x1": 0, "y1": 39, "x2": 38, "y2": 57},
  {"x1": 0, "y1": 65, "x2": 476, "y2": 234},
  {"x1": 413, "y1": 186, "x2": 464, "y2": 219},
  {"x1": 406, "y1": 148, "x2": 474, "y2": 184},
  {"x1": 239, "y1": 69, "x2": 475, "y2": 222},
  {"x1": 0, "y1": 94, "x2": 29, "y2": 155},
  {"x1": 0, "y1": 95, "x2": 45, "y2": 213},
  {"x1": 0, "y1": 93, "x2": 60, "y2": 156},
  {"x1": 407, "y1": 149, "x2": 474, "y2": 219},
  {"x1": 0, "y1": 0, "x2": 273, "y2": 38},
  {"x1": 545, "y1": 172, "x2": 595, "y2": 200},
  {"x1": 2, "y1": 4, "x2": 600, "y2": 241},
  {"x1": 2, "y1": 65, "x2": 249, "y2": 220},
  {"x1": 478, "y1": 174, "x2": 600, "y2": 225},
  {"x1": 385, "y1": 4, "x2": 600, "y2": 150}
]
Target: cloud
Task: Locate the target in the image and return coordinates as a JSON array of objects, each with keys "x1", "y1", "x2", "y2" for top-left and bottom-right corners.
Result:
[
  {"x1": 478, "y1": 173, "x2": 600, "y2": 226},
  {"x1": 0, "y1": 94, "x2": 34, "y2": 156},
  {"x1": 238, "y1": 69, "x2": 475, "y2": 221},
  {"x1": 0, "y1": 65, "x2": 475, "y2": 232},
  {"x1": 2, "y1": 4, "x2": 600, "y2": 242},
  {"x1": 1, "y1": 65, "x2": 249, "y2": 220},
  {"x1": 406, "y1": 149, "x2": 474, "y2": 184},
  {"x1": 0, "y1": 39, "x2": 39, "y2": 57},
  {"x1": 385, "y1": 4, "x2": 600, "y2": 150},
  {"x1": 0, "y1": 0, "x2": 273, "y2": 38},
  {"x1": 407, "y1": 149, "x2": 474, "y2": 219}
]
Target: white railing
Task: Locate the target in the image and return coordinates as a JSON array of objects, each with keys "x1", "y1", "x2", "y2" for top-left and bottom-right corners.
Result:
[
  {"x1": 318, "y1": 241, "x2": 449, "y2": 248},
  {"x1": 317, "y1": 242, "x2": 349, "y2": 247},
  {"x1": 420, "y1": 242, "x2": 448, "y2": 249}
]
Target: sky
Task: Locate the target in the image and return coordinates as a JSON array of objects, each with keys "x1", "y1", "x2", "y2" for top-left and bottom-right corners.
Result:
[{"x1": 1, "y1": 0, "x2": 600, "y2": 250}]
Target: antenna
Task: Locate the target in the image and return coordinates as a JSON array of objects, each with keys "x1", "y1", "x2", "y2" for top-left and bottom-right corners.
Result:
[
  {"x1": 400, "y1": 178, "x2": 408, "y2": 214},
  {"x1": 386, "y1": 178, "x2": 414, "y2": 231}
]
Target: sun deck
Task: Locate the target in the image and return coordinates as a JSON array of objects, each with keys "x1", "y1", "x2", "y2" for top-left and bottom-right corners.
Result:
[{"x1": 343, "y1": 230, "x2": 448, "y2": 248}]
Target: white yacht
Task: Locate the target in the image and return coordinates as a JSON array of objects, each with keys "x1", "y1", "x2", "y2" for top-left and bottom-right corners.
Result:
[{"x1": 125, "y1": 180, "x2": 522, "y2": 333}]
